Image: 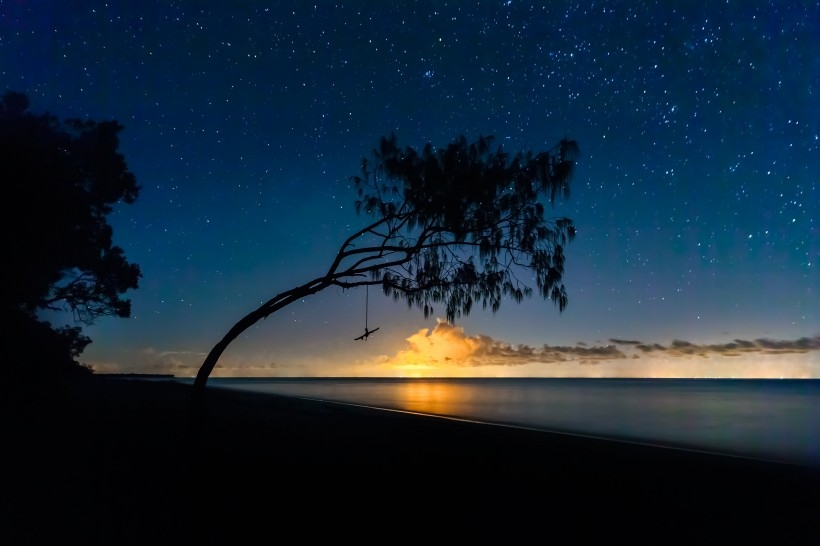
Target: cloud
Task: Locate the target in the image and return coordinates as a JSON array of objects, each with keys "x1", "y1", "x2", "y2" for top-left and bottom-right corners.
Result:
[
  {"x1": 87, "y1": 347, "x2": 206, "y2": 375},
  {"x1": 375, "y1": 321, "x2": 820, "y2": 376},
  {"x1": 609, "y1": 338, "x2": 642, "y2": 345},
  {"x1": 383, "y1": 319, "x2": 627, "y2": 369},
  {"x1": 614, "y1": 336, "x2": 820, "y2": 358},
  {"x1": 88, "y1": 347, "x2": 301, "y2": 377},
  {"x1": 139, "y1": 348, "x2": 207, "y2": 375}
]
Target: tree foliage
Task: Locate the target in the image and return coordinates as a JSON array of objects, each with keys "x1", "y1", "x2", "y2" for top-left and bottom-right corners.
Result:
[
  {"x1": 193, "y1": 133, "x2": 578, "y2": 394},
  {"x1": 1, "y1": 90, "x2": 141, "y2": 376},
  {"x1": 352, "y1": 133, "x2": 578, "y2": 322}
]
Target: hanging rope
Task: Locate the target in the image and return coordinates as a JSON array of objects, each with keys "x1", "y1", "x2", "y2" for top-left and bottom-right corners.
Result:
[{"x1": 354, "y1": 284, "x2": 379, "y2": 341}]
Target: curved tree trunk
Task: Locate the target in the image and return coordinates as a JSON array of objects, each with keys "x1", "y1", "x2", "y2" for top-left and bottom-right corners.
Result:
[
  {"x1": 189, "y1": 277, "x2": 334, "y2": 417},
  {"x1": 188, "y1": 213, "x2": 410, "y2": 416},
  {"x1": 189, "y1": 306, "x2": 268, "y2": 418}
]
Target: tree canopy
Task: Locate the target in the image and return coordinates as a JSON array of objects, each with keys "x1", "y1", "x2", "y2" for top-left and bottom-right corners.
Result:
[
  {"x1": 1, "y1": 91, "x2": 141, "y2": 377},
  {"x1": 193, "y1": 132, "x2": 578, "y2": 395}
]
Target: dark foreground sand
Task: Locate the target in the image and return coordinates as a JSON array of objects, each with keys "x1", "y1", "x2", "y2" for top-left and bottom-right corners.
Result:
[{"x1": 3, "y1": 375, "x2": 819, "y2": 545}]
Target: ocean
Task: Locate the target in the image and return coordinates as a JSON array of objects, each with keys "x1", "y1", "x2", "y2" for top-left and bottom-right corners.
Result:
[{"x1": 201, "y1": 377, "x2": 820, "y2": 468}]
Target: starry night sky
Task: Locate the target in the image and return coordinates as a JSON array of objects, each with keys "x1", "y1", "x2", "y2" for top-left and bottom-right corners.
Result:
[{"x1": 3, "y1": 1, "x2": 818, "y2": 378}]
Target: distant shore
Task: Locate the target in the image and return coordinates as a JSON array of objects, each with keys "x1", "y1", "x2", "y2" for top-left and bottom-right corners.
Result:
[{"x1": 3, "y1": 374, "x2": 819, "y2": 544}]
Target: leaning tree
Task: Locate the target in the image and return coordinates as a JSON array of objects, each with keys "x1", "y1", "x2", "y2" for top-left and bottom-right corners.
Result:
[{"x1": 192, "y1": 133, "x2": 579, "y2": 400}]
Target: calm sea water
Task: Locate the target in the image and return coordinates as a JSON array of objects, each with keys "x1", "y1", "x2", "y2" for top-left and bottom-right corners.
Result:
[{"x1": 203, "y1": 377, "x2": 820, "y2": 468}]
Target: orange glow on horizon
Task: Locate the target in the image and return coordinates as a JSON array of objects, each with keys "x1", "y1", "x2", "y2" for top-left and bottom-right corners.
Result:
[
  {"x1": 88, "y1": 320, "x2": 819, "y2": 379},
  {"x1": 364, "y1": 320, "x2": 819, "y2": 380}
]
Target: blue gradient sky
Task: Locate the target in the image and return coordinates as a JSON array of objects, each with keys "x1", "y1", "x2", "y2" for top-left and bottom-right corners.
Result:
[{"x1": 3, "y1": 1, "x2": 817, "y2": 377}]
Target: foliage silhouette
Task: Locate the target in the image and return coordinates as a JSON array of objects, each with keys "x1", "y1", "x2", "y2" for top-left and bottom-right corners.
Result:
[
  {"x1": 1, "y1": 91, "x2": 141, "y2": 377},
  {"x1": 193, "y1": 133, "x2": 578, "y2": 398}
]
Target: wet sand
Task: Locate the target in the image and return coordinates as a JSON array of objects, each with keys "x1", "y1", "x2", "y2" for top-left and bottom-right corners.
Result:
[{"x1": 3, "y1": 375, "x2": 818, "y2": 544}]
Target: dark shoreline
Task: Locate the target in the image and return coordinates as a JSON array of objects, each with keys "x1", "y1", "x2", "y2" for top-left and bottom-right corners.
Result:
[{"x1": 4, "y1": 375, "x2": 819, "y2": 544}]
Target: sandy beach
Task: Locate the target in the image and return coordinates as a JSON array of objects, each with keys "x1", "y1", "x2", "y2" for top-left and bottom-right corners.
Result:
[{"x1": 3, "y1": 375, "x2": 818, "y2": 544}]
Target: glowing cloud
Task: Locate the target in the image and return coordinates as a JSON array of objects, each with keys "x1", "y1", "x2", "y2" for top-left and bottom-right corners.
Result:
[
  {"x1": 372, "y1": 321, "x2": 820, "y2": 378},
  {"x1": 382, "y1": 318, "x2": 627, "y2": 371}
]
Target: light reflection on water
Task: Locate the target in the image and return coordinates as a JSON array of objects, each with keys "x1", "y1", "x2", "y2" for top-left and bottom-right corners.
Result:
[
  {"x1": 203, "y1": 378, "x2": 820, "y2": 468},
  {"x1": 392, "y1": 380, "x2": 473, "y2": 415}
]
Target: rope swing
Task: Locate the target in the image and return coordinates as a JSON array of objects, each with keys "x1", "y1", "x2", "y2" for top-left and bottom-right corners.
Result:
[{"x1": 354, "y1": 284, "x2": 380, "y2": 341}]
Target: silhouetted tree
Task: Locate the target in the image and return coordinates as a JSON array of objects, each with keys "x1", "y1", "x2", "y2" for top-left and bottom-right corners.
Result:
[
  {"x1": 1, "y1": 90, "x2": 141, "y2": 377},
  {"x1": 193, "y1": 133, "x2": 578, "y2": 399}
]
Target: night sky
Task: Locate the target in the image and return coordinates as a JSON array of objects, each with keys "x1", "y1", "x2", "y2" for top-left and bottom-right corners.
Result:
[{"x1": 3, "y1": 1, "x2": 818, "y2": 378}]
